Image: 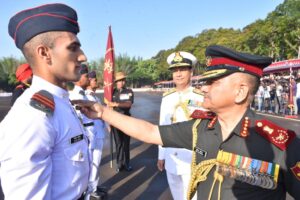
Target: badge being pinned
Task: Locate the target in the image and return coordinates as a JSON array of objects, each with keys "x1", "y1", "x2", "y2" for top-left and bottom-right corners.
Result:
[
  {"x1": 30, "y1": 90, "x2": 55, "y2": 115},
  {"x1": 291, "y1": 162, "x2": 300, "y2": 181}
]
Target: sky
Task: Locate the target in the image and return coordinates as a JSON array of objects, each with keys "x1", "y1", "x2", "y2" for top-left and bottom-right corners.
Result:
[{"x1": 0, "y1": 0, "x2": 284, "y2": 61}]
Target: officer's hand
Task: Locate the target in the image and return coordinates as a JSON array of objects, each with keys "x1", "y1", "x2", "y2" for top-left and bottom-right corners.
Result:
[
  {"x1": 157, "y1": 159, "x2": 165, "y2": 171},
  {"x1": 72, "y1": 100, "x2": 104, "y2": 119},
  {"x1": 107, "y1": 101, "x2": 118, "y2": 108}
]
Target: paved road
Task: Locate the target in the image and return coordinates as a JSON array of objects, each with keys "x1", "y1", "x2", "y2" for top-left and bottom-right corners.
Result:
[{"x1": 0, "y1": 92, "x2": 298, "y2": 200}]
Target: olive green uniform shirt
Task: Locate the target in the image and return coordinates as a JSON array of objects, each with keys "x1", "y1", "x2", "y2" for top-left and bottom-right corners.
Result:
[{"x1": 159, "y1": 109, "x2": 300, "y2": 200}]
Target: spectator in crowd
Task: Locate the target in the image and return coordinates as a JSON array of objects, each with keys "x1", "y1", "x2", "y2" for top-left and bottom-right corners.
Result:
[{"x1": 296, "y1": 78, "x2": 300, "y2": 115}]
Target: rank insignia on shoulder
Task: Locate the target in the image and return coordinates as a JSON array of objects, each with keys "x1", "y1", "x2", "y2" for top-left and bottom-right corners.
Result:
[
  {"x1": 190, "y1": 110, "x2": 215, "y2": 119},
  {"x1": 255, "y1": 119, "x2": 296, "y2": 151},
  {"x1": 291, "y1": 162, "x2": 300, "y2": 181},
  {"x1": 30, "y1": 90, "x2": 55, "y2": 115},
  {"x1": 163, "y1": 88, "x2": 176, "y2": 97}
]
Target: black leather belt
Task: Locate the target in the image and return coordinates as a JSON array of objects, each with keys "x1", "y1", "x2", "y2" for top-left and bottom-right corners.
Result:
[{"x1": 83, "y1": 122, "x2": 94, "y2": 127}]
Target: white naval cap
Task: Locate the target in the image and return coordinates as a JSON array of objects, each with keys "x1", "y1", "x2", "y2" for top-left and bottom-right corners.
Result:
[{"x1": 167, "y1": 51, "x2": 197, "y2": 69}]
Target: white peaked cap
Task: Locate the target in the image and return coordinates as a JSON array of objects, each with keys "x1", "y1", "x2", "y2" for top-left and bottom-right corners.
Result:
[{"x1": 167, "y1": 51, "x2": 197, "y2": 69}]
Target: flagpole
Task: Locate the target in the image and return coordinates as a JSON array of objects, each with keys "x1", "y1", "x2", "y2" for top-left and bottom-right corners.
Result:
[{"x1": 103, "y1": 25, "x2": 115, "y2": 169}]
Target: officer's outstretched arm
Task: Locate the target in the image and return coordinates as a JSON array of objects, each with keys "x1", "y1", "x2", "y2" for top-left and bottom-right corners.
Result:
[{"x1": 72, "y1": 100, "x2": 163, "y2": 145}]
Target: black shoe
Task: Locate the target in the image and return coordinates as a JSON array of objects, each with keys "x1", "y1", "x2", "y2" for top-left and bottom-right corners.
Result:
[
  {"x1": 116, "y1": 165, "x2": 124, "y2": 173},
  {"x1": 97, "y1": 186, "x2": 107, "y2": 194},
  {"x1": 124, "y1": 165, "x2": 133, "y2": 172},
  {"x1": 90, "y1": 191, "x2": 106, "y2": 200}
]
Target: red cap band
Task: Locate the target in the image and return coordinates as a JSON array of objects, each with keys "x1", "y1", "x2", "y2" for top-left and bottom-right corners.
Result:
[{"x1": 209, "y1": 57, "x2": 263, "y2": 76}]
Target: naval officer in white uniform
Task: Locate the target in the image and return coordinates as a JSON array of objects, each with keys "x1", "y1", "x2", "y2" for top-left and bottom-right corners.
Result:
[
  {"x1": 157, "y1": 51, "x2": 204, "y2": 200},
  {"x1": 0, "y1": 3, "x2": 89, "y2": 200}
]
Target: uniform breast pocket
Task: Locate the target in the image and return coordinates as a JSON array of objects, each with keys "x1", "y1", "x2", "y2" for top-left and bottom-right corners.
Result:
[{"x1": 64, "y1": 142, "x2": 87, "y2": 163}]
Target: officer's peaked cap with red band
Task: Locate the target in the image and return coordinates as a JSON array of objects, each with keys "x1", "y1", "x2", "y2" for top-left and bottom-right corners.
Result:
[
  {"x1": 199, "y1": 45, "x2": 272, "y2": 81},
  {"x1": 8, "y1": 3, "x2": 79, "y2": 49}
]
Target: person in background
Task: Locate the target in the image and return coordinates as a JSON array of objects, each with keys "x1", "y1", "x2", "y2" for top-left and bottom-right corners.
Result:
[
  {"x1": 10, "y1": 63, "x2": 33, "y2": 105},
  {"x1": 73, "y1": 45, "x2": 300, "y2": 200},
  {"x1": 68, "y1": 64, "x2": 102, "y2": 200},
  {"x1": 0, "y1": 3, "x2": 89, "y2": 199},
  {"x1": 85, "y1": 70, "x2": 108, "y2": 199},
  {"x1": 157, "y1": 51, "x2": 203, "y2": 200},
  {"x1": 108, "y1": 72, "x2": 134, "y2": 172},
  {"x1": 291, "y1": 77, "x2": 298, "y2": 115},
  {"x1": 296, "y1": 77, "x2": 300, "y2": 116}
]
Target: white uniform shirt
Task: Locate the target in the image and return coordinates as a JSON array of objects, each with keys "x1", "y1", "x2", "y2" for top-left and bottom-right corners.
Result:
[
  {"x1": 0, "y1": 76, "x2": 89, "y2": 200},
  {"x1": 85, "y1": 89, "x2": 106, "y2": 148},
  {"x1": 158, "y1": 87, "x2": 204, "y2": 174},
  {"x1": 69, "y1": 85, "x2": 94, "y2": 126}
]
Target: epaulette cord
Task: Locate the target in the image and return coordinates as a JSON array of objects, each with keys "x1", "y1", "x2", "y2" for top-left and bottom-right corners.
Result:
[
  {"x1": 255, "y1": 119, "x2": 296, "y2": 151},
  {"x1": 163, "y1": 88, "x2": 176, "y2": 97},
  {"x1": 30, "y1": 90, "x2": 55, "y2": 115}
]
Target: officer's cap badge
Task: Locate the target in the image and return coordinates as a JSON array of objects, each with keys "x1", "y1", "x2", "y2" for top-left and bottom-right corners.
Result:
[{"x1": 173, "y1": 52, "x2": 183, "y2": 63}]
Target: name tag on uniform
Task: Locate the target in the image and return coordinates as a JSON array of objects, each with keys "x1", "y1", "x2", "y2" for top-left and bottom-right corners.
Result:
[
  {"x1": 194, "y1": 147, "x2": 207, "y2": 158},
  {"x1": 120, "y1": 94, "x2": 130, "y2": 100},
  {"x1": 70, "y1": 134, "x2": 84, "y2": 144}
]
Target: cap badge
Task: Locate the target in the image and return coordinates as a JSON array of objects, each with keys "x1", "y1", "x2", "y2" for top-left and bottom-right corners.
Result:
[{"x1": 173, "y1": 52, "x2": 183, "y2": 63}]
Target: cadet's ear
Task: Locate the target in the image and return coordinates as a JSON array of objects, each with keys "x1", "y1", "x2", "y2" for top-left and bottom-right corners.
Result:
[
  {"x1": 235, "y1": 83, "x2": 249, "y2": 104},
  {"x1": 36, "y1": 45, "x2": 52, "y2": 64}
]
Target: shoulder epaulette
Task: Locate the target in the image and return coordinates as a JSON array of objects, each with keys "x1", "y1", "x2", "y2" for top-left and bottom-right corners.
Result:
[
  {"x1": 163, "y1": 88, "x2": 176, "y2": 97},
  {"x1": 30, "y1": 90, "x2": 55, "y2": 115},
  {"x1": 255, "y1": 119, "x2": 296, "y2": 151},
  {"x1": 192, "y1": 88, "x2": 203, "y2": 95}
]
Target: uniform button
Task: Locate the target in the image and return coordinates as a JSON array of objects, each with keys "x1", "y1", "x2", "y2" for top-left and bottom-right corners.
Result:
[{"x1": 174, "y1": 152, "x2": 178, "y2": 156}]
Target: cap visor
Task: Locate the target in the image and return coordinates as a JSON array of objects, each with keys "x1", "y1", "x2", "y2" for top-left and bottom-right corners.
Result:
[{"x1": 198, "y1": 69, "x2": 235, "y2": 82}]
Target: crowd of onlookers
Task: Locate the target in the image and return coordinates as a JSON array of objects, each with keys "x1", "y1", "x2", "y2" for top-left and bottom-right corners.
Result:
[{"x1": 251, "y1": 73, "x2": 300, "y2": 116}]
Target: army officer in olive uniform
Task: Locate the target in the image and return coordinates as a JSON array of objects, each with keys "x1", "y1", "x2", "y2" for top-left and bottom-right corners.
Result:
[
  {"x1": 107, "y1": 72, "x2": 134, "y2": 172},
  {"x1": 73, "y1": 45, "x2": 300, "y2": 200}
]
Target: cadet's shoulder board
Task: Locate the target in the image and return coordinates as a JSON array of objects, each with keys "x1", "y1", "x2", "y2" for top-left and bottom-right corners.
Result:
[
  {"x1": 30, "y1": 90, "x2": 55, "y2": 115},
  {"x1": 192, "y1": 88, "x2": 203, "y2": 95},
  {"x1": 255, "y1": 119, "x2": 296, "y2": 151},
  {"x1": 163, "y1": 88, "x2": 176, "y2": 97}
]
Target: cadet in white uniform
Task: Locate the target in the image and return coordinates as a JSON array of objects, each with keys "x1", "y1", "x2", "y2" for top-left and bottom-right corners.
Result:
[
  {"x1": 0, "y1": 3, "x2": 89, "y2": 200},
  {"x1": 157, "y1": 51, "x2": 203, "y2": 200},
  {"x1": 68, "y1": 65, "x2": 102, "y2": 200},
  {"x1": 85, "y1": 71, "x2": 108, "y2": 198}
]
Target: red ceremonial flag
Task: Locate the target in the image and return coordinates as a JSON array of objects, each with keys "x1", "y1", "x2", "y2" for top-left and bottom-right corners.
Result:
[{"x1": 103, "y1": 26, "x2": 115, "y2": 104}]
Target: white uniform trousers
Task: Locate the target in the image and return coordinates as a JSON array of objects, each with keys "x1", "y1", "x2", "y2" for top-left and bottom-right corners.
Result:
[
  {"x1": 166, "y1": 171, "x2": 197, "y2": 200},
  {"x1": 84, "y1": 138, "x2": 104, "y2": 200}
]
